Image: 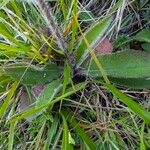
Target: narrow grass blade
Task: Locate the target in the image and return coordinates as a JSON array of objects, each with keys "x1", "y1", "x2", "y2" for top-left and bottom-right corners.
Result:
[
  {"x1": 109, "y1": 0, "x2": 124, "y2": 14},
  {"x1": 0, "y1": 81, "x2": 18, "y2": 116},
  {"x1": 8, "y1": 122, "x2": 15, "y2": 150},
  {"x1": 51, "y1": 125, "x2": 63, "y2": 150},
  {"x1": 10, "y1": 82, "x2": 86, "y2": 123},
  {"x1": 63, "y1": 110, "x2": 96, "y2": 150},
  {"x1": 105, "y1": 84, "x2": 150, "y2": 124},
  {"x1": 60, "y1": 0, "x2": 67, "y2": 20},
  {"x1": 34, "y1": 119, "x2": 47, "y2": 150},
  {"x1": 70, "y1": 0, "x2": 78, "y2": 52},
  {"x1": 43, "y1": 115, "x2": 59, "y2": 150},
  {"x1": 61, "y1": 113, "x2": 74, "y2": 150}
]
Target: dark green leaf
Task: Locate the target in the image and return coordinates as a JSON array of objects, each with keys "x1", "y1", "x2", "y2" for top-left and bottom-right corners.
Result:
[
  {"x1": 109, "y1": 77, "x2": 150, "y2": 89},
  {"x1": 4, "y1": 63, "x2": 62, "y2": 85},
  {"x1": 83, "y1": 50, "x2": 150, "y2": 79},
  {"x1": 82, "y1": 50, "x2": 150, "y2": 89}
]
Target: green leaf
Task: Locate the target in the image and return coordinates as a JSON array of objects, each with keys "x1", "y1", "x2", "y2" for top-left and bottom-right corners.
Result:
[
  {"x1": 83, "y1": 50, "x2": 150, "y2": 79},
  {"x1": 36, "y1": 80, "x2": 62, "y2": 107},
  {"x1": 105, "y1": 84, "x2": 150, "y2": 125},
  {"x1": 0, "y1": 43, "x2": 29, "y2": 53},
  {"x1": 97, "y1": 131, "x2": 127, "y2": 150},
  {"x1": 10, "y1": 82, "x2": 86, "y2": 123},
  {"x1": 0, "y1": 75, "x2": 11, "y2": 93},
  {"x1": 8, "y1": 122, "x2": 15, "y2": 150},
  {"x1": 34, "y1": 120, "x2": 47, "y2": 150},
  {"x1": 141, "y1": 43, "x2": 150, "y2": 51},
  {"x1": 43, "y1": 115, "x2": 59, "y2": 150},
  {"x1": 133, "y1": 29, "x2": 150, "y2": 42},
  {"x1": 78, "y1": 11, "x2": 94, "y2": 23},
  {"x1": 0, "y1": 23, "x2": 24, "y2": 48},
  {"x1": 60, "y1": 0, "x2": 67, "y2": 20},
  {"x1": 0, "y1": 81, "x2": 18, "y2": 116},
  {"x1": 76, "y1": 17, "x2": 112, "y2": 67},
  {"x1": 83, "y1": 50, "x2": 150, "y2": 88},
  {"x1": 109, "y1": 0, "x2": 124, "y2": 14},
  {"x1": 61, "y1": 113, "x2": 74, "y2": 150},
  {"x1": 3, "y1": 63, "x2": 62, "y2": 85},
  {"x1": 113, "y1": 29, "x2": 150, "y2": 50},
  {"x1": 0, "y1": 66, "x2": 5, "y2": 76},
  {"x1": 62, "y1": 109, "x2": 96, "y2": 150},
  {"x1": 109, "y1": 77, "x2": 150, "y2": 89},
  {"x1": 0, "y1": 0, "x2": 11, "y2": 9}
]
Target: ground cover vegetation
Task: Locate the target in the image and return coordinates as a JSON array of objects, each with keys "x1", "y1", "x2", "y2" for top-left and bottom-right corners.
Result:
[{"x1": 0, "y1": 0, "x2": 150, "y2": 149}]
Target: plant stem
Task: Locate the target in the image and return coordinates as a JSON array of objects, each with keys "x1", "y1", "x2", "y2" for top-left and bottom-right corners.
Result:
[{"x1": 37, "y1": 0, "x2": 75, "y2": 71}]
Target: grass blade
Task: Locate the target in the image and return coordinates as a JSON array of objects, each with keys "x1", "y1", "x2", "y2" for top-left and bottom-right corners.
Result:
[
  {"x1": 105, "y1": 83, "x2": 150, "y2": 124},
  {"x1": 8, "y1": 122, "x2": 15, "y2": 150},
  {"x1": 10, "y1": 82, "x2": 86, "y2": 123},
  {"x1": 43, "y1": 115, "x2": 59, "y2": 150},
  {"x1": 63, "y1": 110, "x2": 96, "y2": 150},
  {"x1": 0, "y1": 81, "x2": 18, "y2": 116},
  {"x1": 61, "y1": 113, "x2": 74, "y2": 150}
]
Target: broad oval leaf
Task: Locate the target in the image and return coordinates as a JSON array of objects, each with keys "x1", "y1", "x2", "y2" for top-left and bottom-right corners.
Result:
[
  {"x1": 83, "y1": 50, "x2": 150, "y2": 78},
  {"x1": 82, "y1": 50, "x2": 150, "y2": 89},
  {"x1": 76, "y1": 17, "x2": 112, "y2": 67},
  {"x1": 3, "y1": 63, "x2": 62, "y2": 85}
]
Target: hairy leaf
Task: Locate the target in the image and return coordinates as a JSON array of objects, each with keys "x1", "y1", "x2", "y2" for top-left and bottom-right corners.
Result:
[
  {"x1": 82, "y1": 50, "x2": 150, "y2": 88},
  {"x1": 83, "y1": 50, "x2": 150, "y2": 78},
  {"x1": 3, "y1": 63, "x2": 62, "y2": 85},
  {"x1": 36, "y1": 80, "x2": 61, "y2": 107},
  {"x1": 76, "y1": 17, "x2": 112, "y2": 67}
]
